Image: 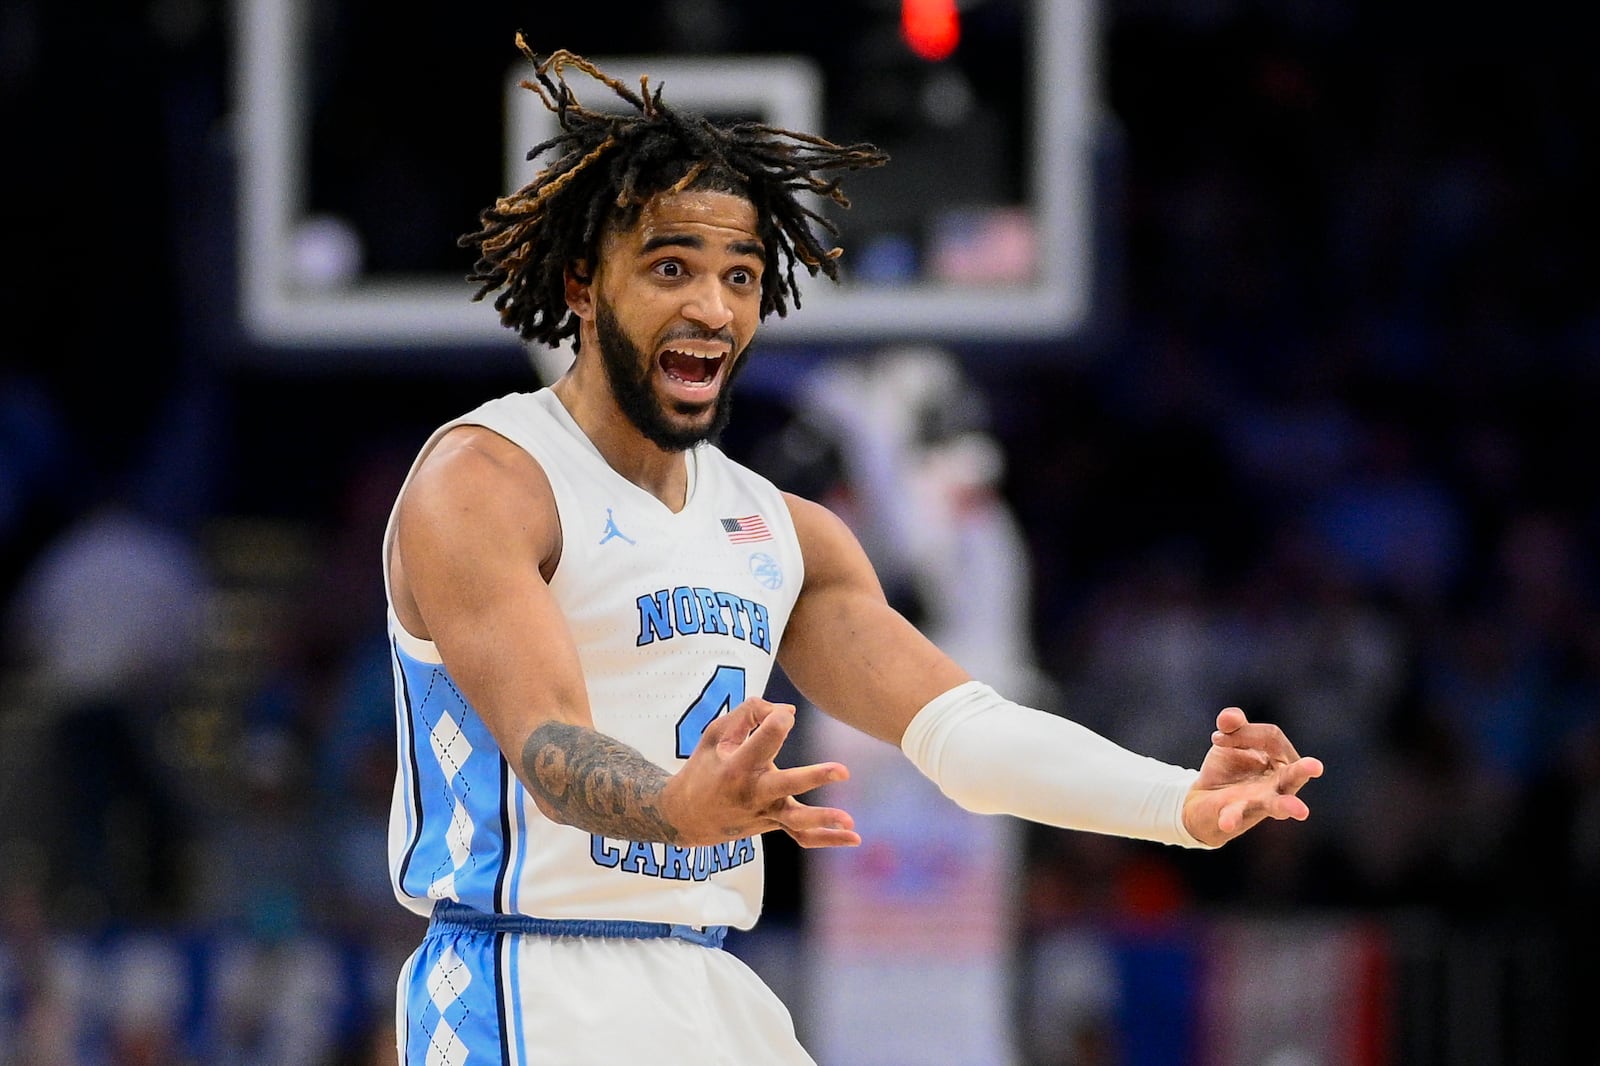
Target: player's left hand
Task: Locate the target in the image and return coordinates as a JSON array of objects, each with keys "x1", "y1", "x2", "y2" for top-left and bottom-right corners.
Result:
[{"x1": 1180, "y1": 707, "x2": 1324, "y2": 848}]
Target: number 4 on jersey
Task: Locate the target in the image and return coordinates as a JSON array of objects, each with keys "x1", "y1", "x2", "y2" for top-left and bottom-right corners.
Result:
[{"x1": 676, "y1": 665, "x2": 747, "y2": 758}]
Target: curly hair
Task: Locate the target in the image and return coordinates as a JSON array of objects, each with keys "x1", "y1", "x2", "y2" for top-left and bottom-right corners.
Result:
[{"x1": 459, "y1": 35, "x2": 890, "y2": 347}]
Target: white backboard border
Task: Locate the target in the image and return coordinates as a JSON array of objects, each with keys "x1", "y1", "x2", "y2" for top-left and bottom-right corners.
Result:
[{"x1": 233, "y1": 0, "x2": 1098, "y2": 351}]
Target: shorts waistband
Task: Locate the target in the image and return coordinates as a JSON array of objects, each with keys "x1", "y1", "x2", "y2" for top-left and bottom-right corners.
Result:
[{"x1": 427, "y1": 901, "x2": 728, "y2": 949}]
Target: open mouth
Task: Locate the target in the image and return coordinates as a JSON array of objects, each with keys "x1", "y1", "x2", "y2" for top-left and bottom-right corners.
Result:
[{"x1": 659, "y1": 348, "x2": 727, "y2": 389}]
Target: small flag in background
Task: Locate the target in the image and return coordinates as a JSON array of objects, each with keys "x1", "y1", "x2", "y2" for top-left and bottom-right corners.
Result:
[{"x1": 721, "y1": 514, "x2": 772, "y2": 544}]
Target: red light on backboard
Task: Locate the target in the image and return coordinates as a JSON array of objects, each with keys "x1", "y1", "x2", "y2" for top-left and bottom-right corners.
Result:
[{"x1": 902, "y1": 0, "x2": 960, "y2": 61}]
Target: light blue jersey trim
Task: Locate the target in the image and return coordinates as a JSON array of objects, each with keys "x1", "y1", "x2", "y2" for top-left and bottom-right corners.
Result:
[{"x1": 391, "y1": 641, "x2": 511, "y2": 909}]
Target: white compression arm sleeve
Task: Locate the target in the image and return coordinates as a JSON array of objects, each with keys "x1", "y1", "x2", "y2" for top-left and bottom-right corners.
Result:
[{"x1": 900, "y1": 680, "x2": 1213, "y2": 849}]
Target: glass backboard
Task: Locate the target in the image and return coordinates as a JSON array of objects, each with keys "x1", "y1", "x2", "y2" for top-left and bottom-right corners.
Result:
[{"x1": 233, "y1": 0, "x2": 1100, "y2": 354}]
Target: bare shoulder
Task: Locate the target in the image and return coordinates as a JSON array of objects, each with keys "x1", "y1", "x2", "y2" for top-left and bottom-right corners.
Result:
[
  {"x1": 781, "y1": 491, "x2": 847, "y2": 540},
  {"x1": 404, "y1": 426, "x2": 556, "y2": 530},
  {"x1": 781, "y1": 491, "x2": 884, "y2": 598},
  {"x1": 412, "y1": 424, "x2": 549, "y2": 496},
  {"x1": 391, "y1": 424, "x2": 564, "y2": 634}
]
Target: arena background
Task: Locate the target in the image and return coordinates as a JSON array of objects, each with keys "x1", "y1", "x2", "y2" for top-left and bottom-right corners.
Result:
[{"x1": 2, "y1": 1, "x2": 1596, "y2": 1063}]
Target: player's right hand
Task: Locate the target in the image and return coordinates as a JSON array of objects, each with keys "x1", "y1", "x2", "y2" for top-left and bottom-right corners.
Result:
[{"x1": 664, "y1": 697, "x2": 860, "y2": 848}]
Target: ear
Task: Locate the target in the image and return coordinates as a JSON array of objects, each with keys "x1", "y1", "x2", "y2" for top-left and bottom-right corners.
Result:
[{"x1": 564, "y1": 261, "x2": 596, "y2": 321}]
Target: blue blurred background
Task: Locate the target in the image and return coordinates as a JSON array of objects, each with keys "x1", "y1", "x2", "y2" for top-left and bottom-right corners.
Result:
[{"x1": 2, "y1": 1, "x2": 1596, "y2": 1063}]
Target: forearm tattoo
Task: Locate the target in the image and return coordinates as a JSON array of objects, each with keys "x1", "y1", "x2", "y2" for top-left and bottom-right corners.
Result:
[{"x1": 522, "y1": 721, "x2": 682, "y2": 843}]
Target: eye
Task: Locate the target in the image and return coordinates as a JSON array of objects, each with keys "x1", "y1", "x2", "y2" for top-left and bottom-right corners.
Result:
[
  {"x1": 728, "y1": 266, "x2": 757, "y2": 286},
  {"x1": 654, "y1": 259, "x2": 685, "y2": 278}
]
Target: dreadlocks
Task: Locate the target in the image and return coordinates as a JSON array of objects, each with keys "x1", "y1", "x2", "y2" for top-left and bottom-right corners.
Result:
[{"x1": 460, "y1": 35, "x2": 890, "y2": 347}]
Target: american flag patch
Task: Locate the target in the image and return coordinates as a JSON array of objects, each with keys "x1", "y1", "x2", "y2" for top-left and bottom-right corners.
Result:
[{"x1": 720, "y1": 514, "x2": 772, "y2": 544}]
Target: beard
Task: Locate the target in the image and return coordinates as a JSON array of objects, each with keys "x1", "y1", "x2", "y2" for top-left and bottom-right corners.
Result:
[{"x1": 595, "y1": 298, "x2": 745, "y2": 452}]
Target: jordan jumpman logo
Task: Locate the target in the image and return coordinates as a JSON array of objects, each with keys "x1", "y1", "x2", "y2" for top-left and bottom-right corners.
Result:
[{"x1": 598, "y1": 508, "x2": 635, "y2": 546}]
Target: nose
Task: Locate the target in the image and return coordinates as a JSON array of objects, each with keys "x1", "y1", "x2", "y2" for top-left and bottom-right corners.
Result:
[{"x1": 681, "y1": 276, "x2": 734, "y2": 332}]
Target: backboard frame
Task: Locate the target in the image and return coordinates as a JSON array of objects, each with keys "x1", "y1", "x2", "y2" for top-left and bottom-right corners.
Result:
[{"x1": 232, "y1": 0, "x2": 1099, "y2": 352}]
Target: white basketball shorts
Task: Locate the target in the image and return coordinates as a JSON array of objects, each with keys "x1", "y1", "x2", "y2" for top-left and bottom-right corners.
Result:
[{"x1": 397, "y1": 904, "x2": 817, "y2": 1065}]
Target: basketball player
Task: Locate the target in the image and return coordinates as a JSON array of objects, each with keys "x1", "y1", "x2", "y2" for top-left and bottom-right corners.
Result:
[{"x1": 384, "y1": 41, "x2": 1323, "y2": 1064}]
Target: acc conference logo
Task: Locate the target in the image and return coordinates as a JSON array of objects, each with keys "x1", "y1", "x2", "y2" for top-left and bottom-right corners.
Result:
[{"x1": 748, "y1": 552, "x2": 783, "y2": 590}]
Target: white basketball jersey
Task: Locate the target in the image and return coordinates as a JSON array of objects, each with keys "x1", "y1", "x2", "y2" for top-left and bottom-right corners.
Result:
[{"x1": 384, "y1": 388, "x2": 802, "y2": 930}]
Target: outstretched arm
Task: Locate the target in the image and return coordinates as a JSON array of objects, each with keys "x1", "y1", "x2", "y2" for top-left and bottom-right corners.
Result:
[
  {"x1": 780, "y1": 492, "x2": 1321, "y2": 848},
  {"x1": 391, "y1": 425, "x2": 857, "y2": 848}
]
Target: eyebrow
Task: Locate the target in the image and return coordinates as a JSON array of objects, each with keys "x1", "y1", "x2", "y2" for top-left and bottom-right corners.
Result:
[{"x1": 640, "y1": 234, "x2": 765, "y2": 258}]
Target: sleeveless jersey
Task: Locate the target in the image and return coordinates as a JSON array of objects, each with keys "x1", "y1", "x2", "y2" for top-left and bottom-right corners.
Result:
[{"x1": 383, "y1": 388, "x2": 803, "y2": 931}]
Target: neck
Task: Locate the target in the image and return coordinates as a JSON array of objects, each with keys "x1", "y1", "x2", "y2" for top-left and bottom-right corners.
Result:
[{"x1": 551, "y1": 366, "x2": 690, "y2": 512}]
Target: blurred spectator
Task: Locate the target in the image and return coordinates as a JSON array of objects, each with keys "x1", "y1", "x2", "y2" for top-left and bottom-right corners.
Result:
[
  {"x1": 0, "y1": 866, "x2": 90, "y2": 1063},
  {"x1": 0, "y1": 370, "x2": 74, "y2": 600},
  {"x1": 1302, "y1": 412, "x2": 1467, "y2": 611},
  {"x1": 4, "y1": 497, "x2": 208, "y2": 924}
]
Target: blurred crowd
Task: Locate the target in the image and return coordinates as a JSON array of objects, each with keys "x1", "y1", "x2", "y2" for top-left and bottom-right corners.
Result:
[
  {"x1": 1002, "y1": 3, "x2": 1599, "y2": 919},
  {"x1": 3, "y1": 1, "x2": 1598, "y2": 1064}
]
